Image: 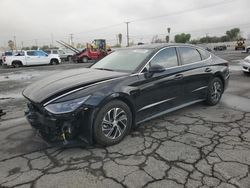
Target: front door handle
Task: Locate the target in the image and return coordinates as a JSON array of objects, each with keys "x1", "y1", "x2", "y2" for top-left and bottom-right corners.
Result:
[
  {"x1": 205, "y1": 67, "x2": 212, "y2": 72},
  {"x1": 174, "y1": 74, "x2": 183, "y2": 80}
]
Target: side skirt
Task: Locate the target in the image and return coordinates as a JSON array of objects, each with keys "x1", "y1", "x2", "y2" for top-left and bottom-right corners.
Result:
[{"x1": 136, "y1": 99, "x2": 205, "y2": 125}]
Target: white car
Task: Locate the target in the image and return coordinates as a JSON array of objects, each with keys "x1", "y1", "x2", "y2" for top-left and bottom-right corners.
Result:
[
  {"x1": 3, "y1": 50, "x2": 61, "y2": 68},
  {"x1": 43, "y1": 49, "x2": 74, "y2": 61},
  {"x1": 242, "y1": 55, "x2": 250, "y2": 73}
]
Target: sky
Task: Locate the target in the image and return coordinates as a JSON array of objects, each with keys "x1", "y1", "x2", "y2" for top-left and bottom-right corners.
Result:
[{"x1": 0, "y1": 0, "x2": 250, "y2": 48}]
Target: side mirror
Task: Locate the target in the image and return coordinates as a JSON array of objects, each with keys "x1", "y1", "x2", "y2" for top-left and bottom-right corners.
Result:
[{"x1": 148, "y1": 64, "x2": 165, "y2": 73}]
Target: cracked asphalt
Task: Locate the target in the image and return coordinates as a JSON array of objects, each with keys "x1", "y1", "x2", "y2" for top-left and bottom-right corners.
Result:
[{"x1": 0, "y1": 51, "x2": 250, "y2": 188}]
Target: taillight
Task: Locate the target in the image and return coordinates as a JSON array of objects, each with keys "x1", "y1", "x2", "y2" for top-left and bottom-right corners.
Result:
[{"x1": 3, "y1": 56, "x2": 6, "y2": 62}]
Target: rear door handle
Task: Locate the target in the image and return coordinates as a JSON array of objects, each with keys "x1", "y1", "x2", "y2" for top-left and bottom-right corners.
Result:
[
  {"x1": 174, "y1": 74, "x2": 183, "y2": 80},
  {"x1": 205, "y1": 67, "x2": 212, "y2": 72}
]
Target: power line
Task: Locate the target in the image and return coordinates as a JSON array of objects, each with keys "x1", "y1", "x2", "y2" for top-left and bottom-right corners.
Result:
[
  {"x1": 129, "y1": 0, "x2": 236, "y2": 23},
  {"x1": 3, "y1": 0, "x2": 241, "y2": 45}
]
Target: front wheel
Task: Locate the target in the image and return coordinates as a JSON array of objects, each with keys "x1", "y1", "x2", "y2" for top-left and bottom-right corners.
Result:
[
  {"x1": 82, "y1": 57, "x2": 88, "y2": 63},
  {"x1": 205, "y1": 77, "x2": 224, "y2": 106},
  {"x1": 94, "y1": 100, "x2": 132, "y2": 146}
]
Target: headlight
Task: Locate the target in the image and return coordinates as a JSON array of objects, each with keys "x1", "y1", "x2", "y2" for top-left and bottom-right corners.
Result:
[{"x1": 45, "y1": 96, "x2": 90, "y2": 114}]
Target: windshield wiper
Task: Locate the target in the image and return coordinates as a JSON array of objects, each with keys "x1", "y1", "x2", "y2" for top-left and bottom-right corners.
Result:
[{"x1": 95, "y1": 68, "x2": 114, "y2": 71}]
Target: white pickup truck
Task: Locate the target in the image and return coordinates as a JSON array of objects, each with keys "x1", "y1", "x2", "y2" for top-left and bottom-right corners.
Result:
[{"x1": 2, "y1": 50, "x2": 61, "y2": 68}]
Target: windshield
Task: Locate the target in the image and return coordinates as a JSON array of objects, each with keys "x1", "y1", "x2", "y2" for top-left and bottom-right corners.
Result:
[{"x1": 91, "y1": 49, "x2": 152, "y2": 72}]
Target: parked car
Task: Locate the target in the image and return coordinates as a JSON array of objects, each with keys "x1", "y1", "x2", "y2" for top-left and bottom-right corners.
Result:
[
  {"x1": 213, "y1": 45, "x2": 227, "y2": 51},
  {"x1": 43, "y1": 49, "x2": 73, "y2": 61},
  {"x1": 23, "y1": 44, "x2": 229, "y2": 146},
  {"x1": 1, "y1": 51, "x2": 14, "y2": 65},
  {"x1": 3, "y1": 50, "x2": 61, "y2": 67},
  {"x1": 241, "y1": 55, "x2": 250, "y2": 74}
]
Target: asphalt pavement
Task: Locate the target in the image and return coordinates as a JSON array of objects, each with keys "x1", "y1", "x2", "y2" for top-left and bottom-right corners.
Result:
[{"x1": 0, "y1": 51, "x2": 250, "y2": 188}]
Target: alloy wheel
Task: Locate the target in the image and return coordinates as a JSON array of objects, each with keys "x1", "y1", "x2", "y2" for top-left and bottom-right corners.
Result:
[
  {"x1": 211, "y1": 81, "x2": 222, "y2": 103},
  {"x1": 101, "y1": 108, "x2": 128, "y2": 140}
]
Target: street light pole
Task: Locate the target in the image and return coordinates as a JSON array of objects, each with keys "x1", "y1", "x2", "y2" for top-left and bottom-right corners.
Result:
[
  {"x1": 70, "y1": 33, "x2": 73, "y2": 46},
  {"x1": 125, "y1": 22, "x2": 130, "y2": 47}
]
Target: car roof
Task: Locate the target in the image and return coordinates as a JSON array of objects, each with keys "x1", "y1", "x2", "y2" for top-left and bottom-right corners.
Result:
[{"x1": 123, "y1": 43, "x2": 200, "y2": 50}]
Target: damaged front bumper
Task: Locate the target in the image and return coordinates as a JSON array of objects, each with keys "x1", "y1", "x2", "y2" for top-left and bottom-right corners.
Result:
[{"x1": 25, "y1": 102, "x2": 94, "y2": 145}]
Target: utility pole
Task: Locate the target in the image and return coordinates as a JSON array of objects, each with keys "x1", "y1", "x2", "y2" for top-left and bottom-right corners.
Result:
[
  {"x1": 70, "y1": 33, "x2": 73, "y2": 46},
  {"x1": 125, "y1": 22, "x2": 130, "y2": 47},
  {"x1": 51, "y1": 33, "x2": 54, "y2": 47},
  {"x1": 206, "y1": 33, "x2": 209, "y2": 44},
  {"x1": 13, "y1": 35, "x2": 17, "y2": 50},
  {"x1": 167, "y1": 27, "x2": 171, "y2": 43}
]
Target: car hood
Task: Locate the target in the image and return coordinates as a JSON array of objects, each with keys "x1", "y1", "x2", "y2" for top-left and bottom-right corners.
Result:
[{"x1": 23, "y1": 68, "x2": 128, "y2": 103}]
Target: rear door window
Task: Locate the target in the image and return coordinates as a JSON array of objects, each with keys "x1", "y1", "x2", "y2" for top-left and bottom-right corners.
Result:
[
  {"x1": 178, "y1": 47, "x2": 202, "y2": 65},
  {"x1": 150, "y1": 47, "x2": 179, "y2": 69},
  {"x1": 27, "y1": 51, "x2": 36, "y2": 56},
  {"x1": 198, "y1": 49, "x2": 210, "y2": 60},
  {"x1": 35, "y1": 51, "x2": 47, "y2": 56},
  {"x1": 44, "y1": 50, "x2": 51, "y2": 54}
]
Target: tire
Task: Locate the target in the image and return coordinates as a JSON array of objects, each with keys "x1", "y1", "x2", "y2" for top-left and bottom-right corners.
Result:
[
  {"x1": 67, "y1": 56, "x2": 72, "y2": 62},
  {"x1": 82, "y1": 57, "x2": 88, "y2": 63},
  {"x1": 50, "y1": 59, "x2": 58, "y2": 65},
  {"x1": 205, "y1": 77, "x2": 224, "y2": 106},
  {"x1": 12, "y1": 61, "x2": 22, "y2": 68},
  {"x1": 93, "y1": 100, "x2": 132, "y2": 146}
]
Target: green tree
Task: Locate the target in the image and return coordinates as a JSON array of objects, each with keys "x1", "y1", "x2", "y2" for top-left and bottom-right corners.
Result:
[
  {"x1": 226, "y1": 28, "x2": 240, "y2": 41},
  {"x1": 41, "y1": 45, "x2": 49, "y2": 50},
  {"x1": 31, "y1": 46, "x2": 38, "y2": 50},
  {"x1": 21, "y1": 47, "x2": 30, "y2": 50},
  {"x1": 165, "y1": 35, "x2": 169, "y2": 43},
  {"x1": 220, "y1": 35, "x2": 230, "y2": 42},
  {"x1": 174, "y1": 33, "x2": 191, "y2": 43},
  {"x1": 8, "y1": 40, "x2": 15, "y2": 50}
]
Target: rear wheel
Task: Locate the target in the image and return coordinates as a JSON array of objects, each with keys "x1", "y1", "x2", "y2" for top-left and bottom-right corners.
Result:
[
  {"x1": 82, "y1": 57, "x2": 88, "y2": 63},
  {"x1": 67, "y1": 56, "x2": 72, "y2": 62},
  {"x1": 205, "y1": 77, "x2": 223, "y2": 106},
  {"x1": 50, "y1": 59, "x2": 58, "y2": 65},
  {"x1": 94, "y1": 100, "x2": 132, "y2": 146}
]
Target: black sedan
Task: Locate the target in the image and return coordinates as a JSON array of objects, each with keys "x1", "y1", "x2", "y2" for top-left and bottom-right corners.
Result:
[{"x1": 23, "y1": 44, "x2": 229, "y2": 146}]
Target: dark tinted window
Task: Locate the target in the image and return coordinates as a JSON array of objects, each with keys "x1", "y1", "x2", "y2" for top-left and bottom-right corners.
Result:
[
  {"x1": 52, "y1": 50, "x2": 58, "y2": 54},
  {"x1": 44, "y1": 50, "x2": 51, "y2": 54},
  {"x1": 5, "y1": 52, "x2": 13, "y2": 56},
  {"x1": 150, "y1": 47, "x2": 178, "y2": 68},
  {"x1": 35, "y1": 51, "x2": 47, "y2": 56},
  {"x1": 27, "y1": 51, "x2": 36, "y2": 56},
  {"x1": 179, "y1": 47, "x2": 202, "y2": 65},
  {"x1": 198, "y1": 49, "x2": 210, "y2": 60}
]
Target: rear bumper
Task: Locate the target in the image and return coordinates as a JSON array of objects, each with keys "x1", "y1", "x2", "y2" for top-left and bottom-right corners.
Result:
[{"x1": 25, "y1": 102, "x2": 94, "y2": 145}]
